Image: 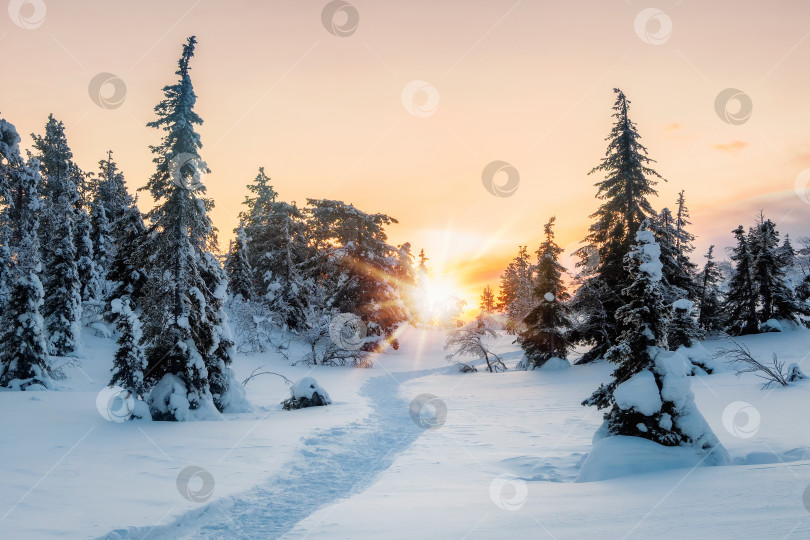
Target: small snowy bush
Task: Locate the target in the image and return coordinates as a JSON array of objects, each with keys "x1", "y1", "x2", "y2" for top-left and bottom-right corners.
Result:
[{"x1": 281, "y1": 377, "x2": 332, "y2": 410}]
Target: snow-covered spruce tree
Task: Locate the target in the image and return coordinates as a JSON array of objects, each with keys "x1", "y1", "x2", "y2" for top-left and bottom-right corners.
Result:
[
  {"x1": 497, "y1": 245, "x2": 535, "y2": 334},
  {"x1": 393, "y1": 242, "x2": 418, "y2": 323},
  {"x1": 724, "y1": 226, "x2": 760, "y2": 335},
  {"x1": 696, "y1": 245, "x2": 724, "y2": 334},
  {"x1": 445, "y1": 313, "x2": 506, "y2": 373},
  {"x1": 0, "y1": 157, "x2": 51, "y2": 390},
  {"x1": 239, "y1": 168, "x2": 311, "y2": 331},
  {"x1": 225, "y1": 224, "x2": 255, "y2": 302},
  {"x1": 89, "y1": 195, "x2": 112, "y2": 289},
  {"x1": 668, "y1": 299, "x2": 701, "y2": 350},
  {"x1": 32, "y1": 115, "x2": 82, "y2": 356},
  {"x1": 0, "y1": 115, "x2": 21, "y2": 313},
  {"x1": 76, "y1": 207, "x2": 102, "y2": 302},
  {"x1": 583, "y1": 226, "x2": 726, "y2": 460},
  {"x1": 651, "y1": 207, "x2": 698, "y2": 303},
  {"x1": 674, "y1": 190, "x2": 698, "y2": 277},
  {"x1": 305, "y1": 198, "x2": 408, "y2": 349},
  {"x1": 104, "y1": 202, "x2": 147, "y2": 318},
  {"x1": 479, "y1": 284, "x2": 496, "y2": 313},
  {"x1": 749, "y1": 216, "x2": 809, "y2": 327},
  {"x1": 109, "y1": 297, "x2": 147, "y2": 399},
  {"x1": 138, "y1": 36, "x2": 241, "y2": 420},
  {"x1": 571, "y1": 89, "x2": 663, "y2": 364},
  {"x1": 518, "y1": 217, "x2": 573, "y2": 369}
]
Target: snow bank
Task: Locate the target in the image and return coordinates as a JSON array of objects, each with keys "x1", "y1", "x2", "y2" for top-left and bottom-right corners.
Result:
[
  {"x1": 540, "y1": 357, "x2": 571, "y2": 370},
  {"x1": 576, "y1": 435, "x2": 713, "y2": 482},
  {"x1": 147, "y1": 374, "x2": 222, "y2": 421}
]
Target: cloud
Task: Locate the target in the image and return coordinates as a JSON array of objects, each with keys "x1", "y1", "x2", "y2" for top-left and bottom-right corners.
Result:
[
  {"x1": 711, "y1": 140, "x2": 749, "y2": 154},
  {"x1": 664, "y1": 123, "x2": 682, "y2": 131}
]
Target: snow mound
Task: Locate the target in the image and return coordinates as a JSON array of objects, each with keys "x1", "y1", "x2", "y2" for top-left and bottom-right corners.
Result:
[
  {"x1": 216, "y1": 368, "x2": 253, "y2": 413},
  {"x1": 613, "y1": 370, "x2": 662, "y2": 415},
  {"x1": 540, "y1": 357, "x2": 571, "y2": 370},
  {"x1": 761, "y1": 319, "x2": 783, "y2": 333},
  {"x1": 675, "y1": 342, "x2": 721, "y2": 375},
  {"x1": 147, "y1": 374, "x2": 222, "y2": 422},
  {"x1": 576, "y1": 436, "x2": 718, "y2": 482}
]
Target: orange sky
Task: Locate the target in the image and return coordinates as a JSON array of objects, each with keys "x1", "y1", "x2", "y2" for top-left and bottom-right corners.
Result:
[{"x1": 3, "y1": 0, "x2": 810, "y2": 310}]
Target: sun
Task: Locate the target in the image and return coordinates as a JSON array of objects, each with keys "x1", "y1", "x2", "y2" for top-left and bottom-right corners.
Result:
[{"x1": 412, "y1": 274, "x2": 469, "y2": 324}]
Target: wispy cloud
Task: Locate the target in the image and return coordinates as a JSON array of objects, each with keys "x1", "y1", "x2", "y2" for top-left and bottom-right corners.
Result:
[{"x1": 711, "y1": 140, "x2": 749, "y2": 155}]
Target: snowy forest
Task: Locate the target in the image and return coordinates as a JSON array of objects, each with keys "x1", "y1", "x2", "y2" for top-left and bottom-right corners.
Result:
[{"x1": 3, "y1": 27, "x2": 810, "y2": 540}]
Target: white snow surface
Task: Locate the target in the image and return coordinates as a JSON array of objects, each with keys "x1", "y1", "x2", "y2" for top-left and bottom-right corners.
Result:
[{"x1": 1, "y1": 327, "x2": 809, "y2": 538}]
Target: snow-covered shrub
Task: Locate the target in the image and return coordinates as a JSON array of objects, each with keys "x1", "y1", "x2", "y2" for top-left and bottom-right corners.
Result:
[
  {"x1": 281, "y1": 377, "x2": 332, "y2": 410},
  {"x1": 445, "y1": 313, "x2": 506, "y2": 373},
  {"x1": 715, "y1": 339, "x2": 796, "y2": 389},
  {"x1": 147, "y1": 374, "x2": 222, "y2": 422}
]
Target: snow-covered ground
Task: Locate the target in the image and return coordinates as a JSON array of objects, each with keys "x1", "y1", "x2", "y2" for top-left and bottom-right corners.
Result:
[{"x1": 1, "y1": 326, "x2": 809, "y2": 539}]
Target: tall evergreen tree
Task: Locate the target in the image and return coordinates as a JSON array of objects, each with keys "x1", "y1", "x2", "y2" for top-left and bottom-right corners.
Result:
[
  {"x1": 76, "y1": 207, "x2": 102, "y2": 302},
  {"x1": 0, "y1": 156, "x2": 51, "y2": 390},
  {"x1": 225, "y1": 224, "x2": 255, "y2": 302},
  {"x1": 749, "y1": 216, "x2": 809, "y2": 325},
  {"x1": 0, "y1": 116, "x2": 20, "y2": 314},
  {"x1": 724, "y1": 226, "x2": 759, "y2": 335},
  {"x1": 497, "y1": 245, "x2": 534, "y2": 334},
  {"x1": 479, "y1": 285, "x2": 496, "y2": 313},
  {"x1": 239, "y1": 168, "x2": 311, "y2": 331},
  {"x1": 518, "y1": 217, "x2": 572, "y2": 369},
  {"x1": 572, "y1": 88, "x2": 663, "y2": 362},
  {"x1": 696, "y1": 245, "x2": 723, "y2": 333},
  {"x1": 583, "y1": 226, "x2": 726, "y2": 461},
  {"x1": 32, "y1": 115, "x2": 82, "y2": 356},
  {"x1": 109, "y1": 297, "x2": 147, "y2": 399},
  {"x1": 138, "y1": 36, "x2": 238, "y2": 419}
]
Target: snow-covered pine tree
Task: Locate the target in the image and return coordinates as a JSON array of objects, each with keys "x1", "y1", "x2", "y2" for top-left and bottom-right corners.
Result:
[
  {"x1": 668, "y1": 299, "x2": 701, "y2": 349},
  {"x1": 0, "y1": 156, "x2": 51, "y2": 390},
  {"x1": 674, "y1": 190, "x2": 698, "y2": 275},
  {"x1": 724, "y1": 226, "x2": 759, "y2": 335},
  {"x1": 109, "y1": 297, "x2": 147, "y2": 398},
  {"x1": 583, "y1": 225, "x2": 726, "y2": 460},
  {"x1": 138, "y1": 36, "x2": 239, "y2": 419},
  {"x1": 696, "y1": 246, "x2": 724, "y2": 333},
  {"x1": 652, "y1": 206, "x2": 698, "y2": 303},
  {"x1": 76, "y1": 207, "x2": 102, "y2": 302},
  {"x1": 749, "y1": 216, "x2": 809, "y2": 326},
  {"x1": 497, "y1": 245, "x2": 534, "y2": 334},
  {"x1": 239, "y1": 168, "x2": 311, "y2": 331},
  {"x1": 32, "y1": 115, "x2": 82, "y2": 356},
  {"x1": 479, "y1": 285, "x2": 496, "y2": 313},
  {"x1": 571, "y1": 89, "x2": 663, "y2": 363},
  {"x1": 0, "y1": 116, "x2": 20, "y2": 313},
  {"x1": 104, "y1": 202, "x2": 146, "y2": 317},
  {"x1": 89, "y1": 195, "x2": 112, "y2": 289},
  {"x1": 225, "y1": 224, "x2": 255, "y2": 302},
  {"x1": 393, "y1": 242, "x2": 418, "y2": 326},
  {"x1": 518, "y1": 217, "x2": 572, "y2": 369},
  {"x1": 305, "y1": 198, "x2": 408, "y2": 348}
]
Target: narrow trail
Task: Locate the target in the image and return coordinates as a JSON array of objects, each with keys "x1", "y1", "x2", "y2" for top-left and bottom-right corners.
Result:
[{"x1": 105, "y1": 367, "x2": 439, "y2": 540}]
